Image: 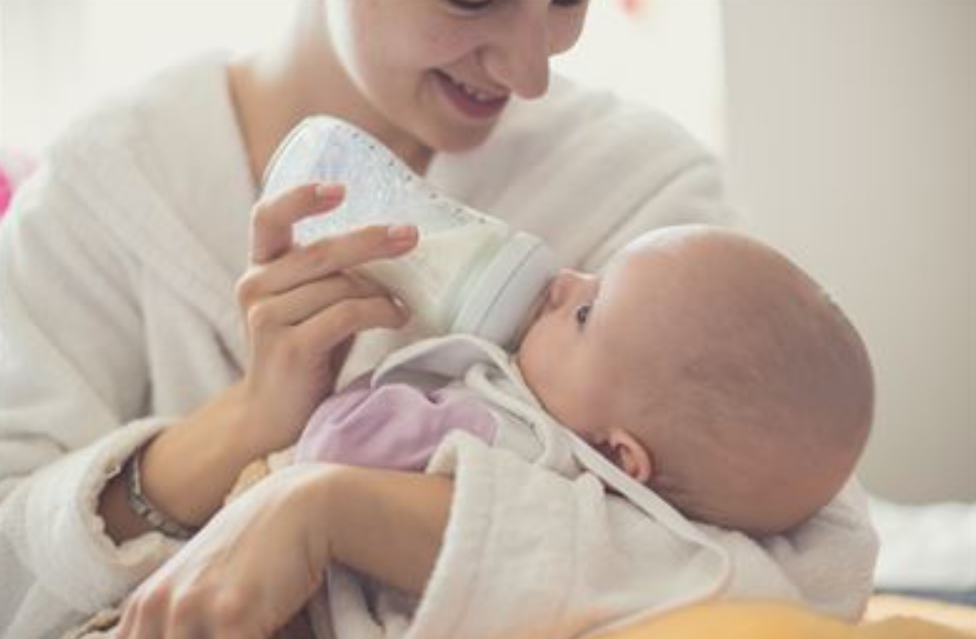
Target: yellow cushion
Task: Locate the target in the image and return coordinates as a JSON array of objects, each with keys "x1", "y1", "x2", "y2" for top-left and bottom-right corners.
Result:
[{"x1": 595, "y1": 601, "x2": 973, "y2": 639}]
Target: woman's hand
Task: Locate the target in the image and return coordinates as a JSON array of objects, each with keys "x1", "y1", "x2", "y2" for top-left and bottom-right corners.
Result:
[
  {"x1": 235, "y1": 182, "x2": 418, "y2": 455},
  {"x1": 117, "y1": 464, "x2": 335, "y2": 639},
  {"x1": 100, "y1": 182, "x2": 419, "y2": 541},
  {"x1": 117, "y1": 464, "x2": 454, "y2": 638}
]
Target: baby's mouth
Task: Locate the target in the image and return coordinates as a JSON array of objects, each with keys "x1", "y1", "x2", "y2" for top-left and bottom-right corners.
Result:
[{"x1": 510, "y1": 285, "x2": 552, "y2": 348}]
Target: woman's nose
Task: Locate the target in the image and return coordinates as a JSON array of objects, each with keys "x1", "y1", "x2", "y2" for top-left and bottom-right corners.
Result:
[{"x1": 482, "y1": 7, "x2": 551, "y2": 99}]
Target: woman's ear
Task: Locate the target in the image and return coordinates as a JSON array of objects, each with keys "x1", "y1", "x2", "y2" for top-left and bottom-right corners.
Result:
[{"x1": 604, "y1": 429, "x2": 654, "y2": 484}]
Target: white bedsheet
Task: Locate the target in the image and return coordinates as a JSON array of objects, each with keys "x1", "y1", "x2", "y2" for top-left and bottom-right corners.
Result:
[{"x1": 870, "y1": 496, "x2": 976, "y2": 591}]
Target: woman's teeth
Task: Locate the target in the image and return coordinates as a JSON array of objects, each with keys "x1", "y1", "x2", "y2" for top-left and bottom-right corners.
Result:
[{"x1": 447, "y1": 75, "x2": 502, "y2": 103}]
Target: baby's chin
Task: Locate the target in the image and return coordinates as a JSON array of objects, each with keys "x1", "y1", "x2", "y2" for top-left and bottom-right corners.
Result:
[
  {"x1": 510, "y1": 350, "x2": 543, "y2": 401},
  {"x1": 512, "y1": 359, "x2": 574, "y2": 428}
]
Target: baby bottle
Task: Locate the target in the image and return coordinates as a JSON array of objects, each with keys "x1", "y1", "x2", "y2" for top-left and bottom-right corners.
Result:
[{"x1": 262, "y1": 116, "x2": 557, "y2": 348}]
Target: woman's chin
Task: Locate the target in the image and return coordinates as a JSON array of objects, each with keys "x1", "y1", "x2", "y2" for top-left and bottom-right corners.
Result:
[
  {"x1": 423, "y1": 119, "x2": 500, "y2": 155},
  {"x1": 433, "y1": 100, "x2": 506, "y2": 150}
]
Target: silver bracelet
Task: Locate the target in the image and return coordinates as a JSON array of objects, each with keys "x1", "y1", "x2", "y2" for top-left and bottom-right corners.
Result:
[{"x1": 123, "y1": 445, "x2": 198, "y2": 540}]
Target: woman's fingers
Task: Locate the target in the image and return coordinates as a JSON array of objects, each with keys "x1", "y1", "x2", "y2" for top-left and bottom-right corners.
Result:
[
  {"x1": 247, "y1": 273, "x2": 389, "y2": 329},
  {"x1": 116, "y1": 599, "x2": 138, "y2": 637},
  {"x1": 117, "y1": 466, "x2": 336, "y2": 638},
  {"x1": 231, "y1": 184, "x2": 420, "y2": 456},
  {"x1": 296, "y1": 295, "x2": 410, "y2": 358},
  {"x1": 238, "y1": 223, "x2": 417, "y2": 306},
  {"x1": 118, "y1": 562, "x2": 263, "y2": 639},
  {"x1": 117, "y1": 586, "x2": 176, "y2": 639},
  {"x1": 296, "y1": 223, "x2": 418, "y2": 276},
  {"x1": 249, "y1": 182, "x2": 345, "y2": 265}
]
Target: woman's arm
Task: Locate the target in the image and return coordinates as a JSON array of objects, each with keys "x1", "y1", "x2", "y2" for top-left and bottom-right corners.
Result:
[
  {"x1": 99, "y1": 183, "x2": 419, "y2": 544},
  {"x1": 98, "y1": 383, "x2": 262, "y2": 541},
  {"x1": 117, "y1": 464, "x2": 451, "y2": 638},
  {"x1": 314, "y1": 465, "x2": 453, "y2": 595}
]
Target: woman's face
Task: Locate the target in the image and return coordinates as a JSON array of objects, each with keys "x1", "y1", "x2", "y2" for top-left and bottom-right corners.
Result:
[{"x1": 323, "y1": 0, "x2": 590, "y2": 155}]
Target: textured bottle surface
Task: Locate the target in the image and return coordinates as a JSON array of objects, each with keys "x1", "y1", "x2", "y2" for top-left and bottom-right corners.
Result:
[
  {"x1": 355, "y1": 223, "x2": 506, "y2": 334},
  {"x1": 263, "y1": 116, "x2": 555, "y2": 346}
]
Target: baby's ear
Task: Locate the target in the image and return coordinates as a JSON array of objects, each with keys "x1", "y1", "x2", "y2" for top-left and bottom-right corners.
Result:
[{"x1": 605, "y1": 429, "x2": 654, "y2": 484}]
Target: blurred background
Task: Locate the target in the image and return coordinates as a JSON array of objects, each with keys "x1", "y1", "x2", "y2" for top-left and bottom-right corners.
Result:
[{"x1": 1, "y1": 0, "x2": 974, "y2": 505}]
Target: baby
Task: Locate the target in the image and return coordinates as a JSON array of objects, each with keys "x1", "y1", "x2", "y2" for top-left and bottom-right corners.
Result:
[
  {"x1": 69, "y1": 225, "x2": 873, "y2": 639},
  {"x1": 294, "y1": 224, "x2": 874, "y2": 537}
]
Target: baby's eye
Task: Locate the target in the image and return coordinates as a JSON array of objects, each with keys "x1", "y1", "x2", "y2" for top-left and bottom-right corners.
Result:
[{"x1": 574, "y1": 304, "x2": 592, "y2": 327}]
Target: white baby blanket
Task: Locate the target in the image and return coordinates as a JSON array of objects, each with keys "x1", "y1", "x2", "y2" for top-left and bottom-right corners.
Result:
[{"x1": 312, "y1": 334, "x2": 878, "y2": 639}]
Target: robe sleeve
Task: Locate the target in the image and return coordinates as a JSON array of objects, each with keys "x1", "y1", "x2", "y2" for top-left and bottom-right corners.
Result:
[{"x1": 0, "y1": 145, "x2": 180, "y2": 636}]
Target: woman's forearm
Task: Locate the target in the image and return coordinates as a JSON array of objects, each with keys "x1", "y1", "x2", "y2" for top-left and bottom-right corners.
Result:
[
  {"x1": 99, "y1": 383, "x2": 264, "y2": 543},
  {"x1": 311, "y1": 465, "x2": 453, "y2": 596}
]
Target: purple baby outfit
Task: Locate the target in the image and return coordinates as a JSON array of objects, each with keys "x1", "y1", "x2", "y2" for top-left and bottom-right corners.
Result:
[{"x1": 295, "y1": 373, "x2": 498, "y2": 470}]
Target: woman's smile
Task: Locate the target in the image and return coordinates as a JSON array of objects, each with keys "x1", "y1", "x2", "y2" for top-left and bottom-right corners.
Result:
[{"x1": 432, "y1": 69, "x2": 510, "y2": 120}]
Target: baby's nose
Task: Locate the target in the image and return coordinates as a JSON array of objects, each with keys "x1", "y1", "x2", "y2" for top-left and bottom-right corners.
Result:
[{"x1": 546, "y1": 269, "x2": 582, "y2": 307}]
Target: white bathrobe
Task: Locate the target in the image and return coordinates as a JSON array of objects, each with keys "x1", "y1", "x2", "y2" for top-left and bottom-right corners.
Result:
[{"x1": 0, "y1": 51, "x2": 872, "y2": 639}]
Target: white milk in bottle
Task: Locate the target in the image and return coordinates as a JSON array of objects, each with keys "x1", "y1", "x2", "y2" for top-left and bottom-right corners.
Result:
[{"x1": 262, "y1": 117, "x2": 557, "y2": 381}]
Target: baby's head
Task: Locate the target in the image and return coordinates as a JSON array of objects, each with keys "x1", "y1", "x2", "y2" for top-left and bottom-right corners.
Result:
[{"x1": 516, "y1": 225, "x2": 873, "y2": 536}]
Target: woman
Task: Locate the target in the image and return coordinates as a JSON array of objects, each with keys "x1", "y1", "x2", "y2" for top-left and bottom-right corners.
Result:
[{"x1": 0, "y1": 1, "x2": 876, "y2": 637}]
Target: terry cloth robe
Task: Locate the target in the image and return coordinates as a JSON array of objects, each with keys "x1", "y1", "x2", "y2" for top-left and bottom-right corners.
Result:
[
  {"x1": 292, "y1": 335, "x2": 878, "y2": 639},
  {"x1": 0, "y1": 51, "x2": 872, "y2": 639}
]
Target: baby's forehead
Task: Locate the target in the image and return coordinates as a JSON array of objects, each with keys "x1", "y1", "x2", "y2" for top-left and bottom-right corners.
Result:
[
  {"x1": 619, "y1": 227, "x2": 741, "y2": 264},
  {"x1": 599, "y1": 231, "x2": 793, "y2": 361},
  {"x1": 609, "y1": 231, "x2": 707, "y2": 285},
  {"x1": 613, "y1": 228, "x2": 789, "y2": 297},
  {"x1": 603, "y1": 234, "x2": 707, "y2": 301}
]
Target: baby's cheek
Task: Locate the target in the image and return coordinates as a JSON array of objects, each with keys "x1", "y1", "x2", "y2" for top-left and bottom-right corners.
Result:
[
  {"x1": 544, "y1": 375, "x2": 604, "y2": 437},
  {"x1": 519, "y1": 349, "x2": 570, "y2": 419}
]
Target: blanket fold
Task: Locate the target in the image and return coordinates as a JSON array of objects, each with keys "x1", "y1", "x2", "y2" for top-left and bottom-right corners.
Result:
[{"x1": 317, "y1": 335, "x2": 878, "y2": 639}]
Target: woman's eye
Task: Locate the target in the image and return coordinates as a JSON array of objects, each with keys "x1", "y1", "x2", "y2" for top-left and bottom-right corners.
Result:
[
  {"x1": 444, "y1": 0, "x2": 586, "y2": 12},
  {"x1": 574, "y1": 304, "x2": 592, "y2": 327},
  {"x1": 443, "y1": 0, "x2": 493, "y2": 12}
]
